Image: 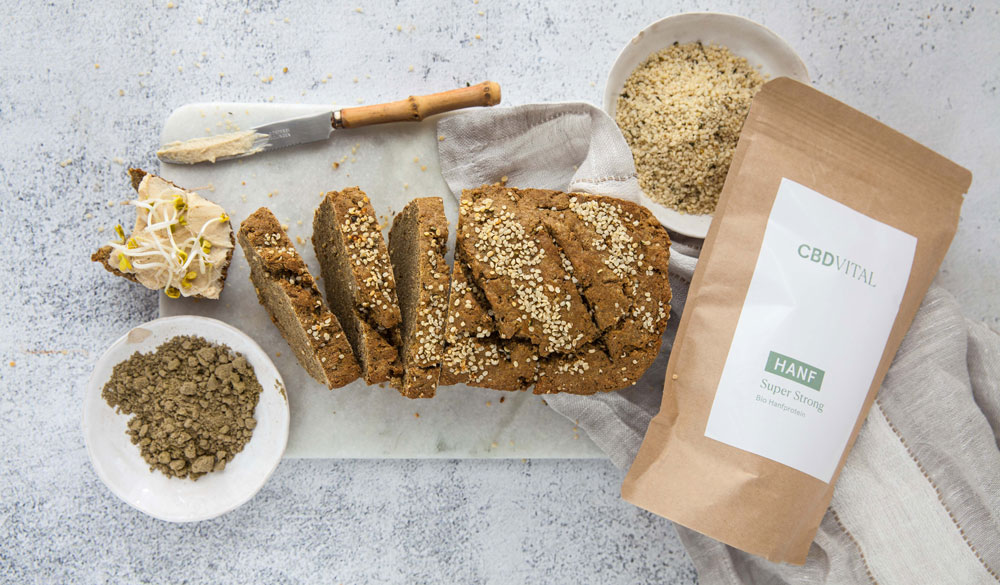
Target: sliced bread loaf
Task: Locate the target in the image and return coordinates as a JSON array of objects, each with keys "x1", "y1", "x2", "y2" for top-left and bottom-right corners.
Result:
[
  {"x1": 312, "y1": 188, "x2": 401, "y2": 385},
  {"x1": 238, "y1": 207, "x2": 360, "y2": 388}
]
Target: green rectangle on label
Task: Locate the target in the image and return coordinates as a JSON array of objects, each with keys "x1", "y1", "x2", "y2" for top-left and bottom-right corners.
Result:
[{"x1": 765, "y1": 351, "x2": 825, "y2": 391}]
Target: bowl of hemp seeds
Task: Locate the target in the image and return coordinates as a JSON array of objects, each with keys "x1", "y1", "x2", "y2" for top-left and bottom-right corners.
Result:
[
  {"x1": 605, "y1": 13, "x2": 809, "y2": 238},
  {"x1": 83, "y1": 315, "x2": 289, "y2": 522}
]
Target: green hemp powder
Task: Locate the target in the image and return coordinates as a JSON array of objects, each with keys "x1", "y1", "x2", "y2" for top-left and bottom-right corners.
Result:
[{"x1": 102, "y1": 335, "x2": 263, "y2": 480}]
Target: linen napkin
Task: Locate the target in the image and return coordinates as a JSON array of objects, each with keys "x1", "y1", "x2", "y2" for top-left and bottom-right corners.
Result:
[{"x1": 437, "y1": 103, "x2": 1000, "y2": 584}]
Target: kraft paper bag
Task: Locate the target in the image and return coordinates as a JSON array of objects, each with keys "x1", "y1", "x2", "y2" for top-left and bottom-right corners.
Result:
[{"x1": 621, "y1": 78, "x2": 972, "y2": 564}]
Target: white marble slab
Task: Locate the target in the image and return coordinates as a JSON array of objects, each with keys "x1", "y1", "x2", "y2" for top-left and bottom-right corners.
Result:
[{"x1": 158, "y1": 102, "x2": 602, "y2": 459}]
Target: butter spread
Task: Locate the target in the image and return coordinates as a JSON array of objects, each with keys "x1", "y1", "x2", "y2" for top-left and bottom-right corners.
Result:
[
  {"x1": 106, "y1": 174, "x2": 233, "y2": 299},
  {"x1": 156, "y1": 130, "x2": 266, "y2": 164}
]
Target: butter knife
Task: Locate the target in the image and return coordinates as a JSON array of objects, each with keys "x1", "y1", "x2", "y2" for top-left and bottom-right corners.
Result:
[{"x1": 157, "y1": 81, "x2": 501, "y2": 165}]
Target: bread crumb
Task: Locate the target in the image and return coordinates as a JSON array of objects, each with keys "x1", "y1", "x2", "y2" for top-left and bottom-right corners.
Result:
[
  {"x1": 396, "y1": 24, "x2": 402, "y2": 31},
  {"x1": 85, "y1": 212, "x2": 93, "y2": 219},
  {"x1": 276, "y1": 351, "x2": 282, "y2": 357},
  {"x1": 97, "y1": 226, "x2": 105, "y2": 233},
  {"x1": 94, "y1": 64, "x2": 100, "y2": 69},
  {"x1": 499, "y1": 396, "x2": 505, "y2": 403},
  {"x1": 166, "y1": 1, "x2": 174, "y2": 7},
  {"x1": 485, "y1": 400, "x2": 492, "y2": 406},
  {"x1": 354, "y1": 7, "x2": 363, "y2": 13},
  {"x1": 8, "y1": 361, "x2": 14, "y2": 367},
  {"x1": 407, "y1": 65, "x2": 414, "y2": 72},
  {"x1": 474, "y1": 34, "x2": 482, "y2": 40},
  {"x1": 414, "y1": 412, "x2": 420, "y2": 418},
  {"x1": 282, "y1": 67, "x2": 288, "y2": 74},
  {"x1": 438, "y1": 135, "x2": 445, "y2": 141},
  {"x1": 59, "y1": 158, "x2": 72, "y2": 167},
  {"x1": 196, "y1": 16, "x2": 203, "y2": 24},
  {"x1": 420, "y1": 165, "x2": 427, "y2": 172},
  {"x1": 671, "y1": 373, "x2": 678, "y2": 380},
  {"x1": 118, "y1": 89, "x2": 125, "y2": 96},
  {"x1": 490, "y1": 441, "x2": 498, "y2": 448}
]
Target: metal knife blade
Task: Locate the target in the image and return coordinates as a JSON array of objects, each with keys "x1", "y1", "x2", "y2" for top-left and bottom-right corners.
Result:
[{"x1": 250, "y1": 110, "x2": 335, "y2": 153}]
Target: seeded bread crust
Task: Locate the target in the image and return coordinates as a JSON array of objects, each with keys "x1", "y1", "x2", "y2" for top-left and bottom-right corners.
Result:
[
  {"x1": 388, "y1": 198, "x2": 450, "y2": 399},
  {"x1": 439, "y1": 250, "x2": 539, "y2": 391},
  {"x1": 444, "y1": 185, "x2": 671, "y2": 395},
  {"x1": 312, "y1": 188, "x2": 401, "y2": 385},
  {"x1": 455, "y1": 188, "x2": 599, "y2": 356},
  {"x1": 91, "y1": 168, "x2": 235, "y2": 299},
  {"x1": 238, "y1": 207, "x2": 360, "y2": 388}
]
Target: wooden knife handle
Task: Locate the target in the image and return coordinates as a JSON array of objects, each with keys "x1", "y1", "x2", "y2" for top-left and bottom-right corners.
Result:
[{"x1": 338, "y1": 81, "x2": 501, "y2": 128}]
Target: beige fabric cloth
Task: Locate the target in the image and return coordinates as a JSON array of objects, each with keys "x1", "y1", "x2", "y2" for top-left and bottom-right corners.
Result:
[{"x1": 437, "y1": 103, "x2": 1000, "y2": 584}]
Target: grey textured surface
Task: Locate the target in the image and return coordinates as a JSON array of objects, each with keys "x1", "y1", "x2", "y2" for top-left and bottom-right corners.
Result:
[{"x1": 1, "y1": 1, "x2": 996, "y2": 583}]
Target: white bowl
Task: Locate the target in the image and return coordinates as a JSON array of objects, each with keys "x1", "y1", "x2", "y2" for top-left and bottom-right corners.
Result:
[
  {"x1": 605, "y1": 12, "x2": 810, "y2": 238},
  {"x1": 83, "y1": 315, "x2": 289, "y2": 522}
]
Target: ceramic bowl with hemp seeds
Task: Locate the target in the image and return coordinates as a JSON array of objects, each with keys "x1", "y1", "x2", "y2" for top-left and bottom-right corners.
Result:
[
  {"x1": 604, "y1": 13, "x2": 809, "y2": 237},
  {"x1": 83, "y1": 315, "x2": 289, "y2": 522}
]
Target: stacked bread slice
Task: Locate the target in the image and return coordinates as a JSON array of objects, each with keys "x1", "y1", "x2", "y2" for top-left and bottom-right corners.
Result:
[
  {"x1": 237, "y1": 185, "x2": 671, "y2": 399},
  {"x1": 312, "y1": 188, "x2": 401, "y2": 385}
]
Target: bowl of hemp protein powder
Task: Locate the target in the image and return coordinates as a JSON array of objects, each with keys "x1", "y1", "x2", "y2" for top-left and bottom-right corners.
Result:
[
  {"x1": 83, "y1": 315, "x2": 289, "y2": 522},
  {"x1": 605, "y1": 13, "x2": 809, "y2": 238}
]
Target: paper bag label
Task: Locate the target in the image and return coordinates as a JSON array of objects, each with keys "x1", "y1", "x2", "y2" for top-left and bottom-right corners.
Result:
[{"x1": 704, "y1": 178, "x2": 916, "y2": 482}]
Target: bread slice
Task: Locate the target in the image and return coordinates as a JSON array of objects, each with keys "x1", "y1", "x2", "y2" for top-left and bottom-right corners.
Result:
[
  {"x1": 92, "y1": 169, "x2": 235, "y2": 299},
  {"x1": 387, "y1": 198, "x2": 450, "y2": 398},
  {"x1": 312, "y1": 188, "x2": 401, "y2": 385},
  {"x1": 238, "y1": 207, "x2": 360, "y2": 388}
]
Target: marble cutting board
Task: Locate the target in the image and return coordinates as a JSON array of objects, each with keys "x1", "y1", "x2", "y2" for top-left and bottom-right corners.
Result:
[{"x1": 158, "y1": 102, "x2": 602, "y2": 459}]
